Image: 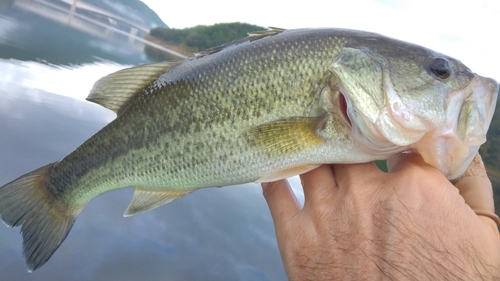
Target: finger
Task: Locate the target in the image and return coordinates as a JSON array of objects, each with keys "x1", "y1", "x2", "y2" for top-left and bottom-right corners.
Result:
[
  {"x1": 262, "y1": 179, "x2": 301, "y2": 225},
  {"x1": 454, "y1": 153, "x2": 500, "y2": 230},
  {"x1": 331, "y1": 161, "x2": 382, "y2": 189},
  {"x1": 300, "y1": 165, "x2": 337, "y2": 206}
]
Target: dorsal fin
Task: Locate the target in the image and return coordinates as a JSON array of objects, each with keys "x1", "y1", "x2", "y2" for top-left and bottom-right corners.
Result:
[
  {"x1": 123, "y1": 188, "x2": 193, "y2": 217},
  {"x1": 87, "y1": 61, "x2": 177, "y2": 114},
  {"x1": 247, "y1": 27, "x2": 286, "y2": 39},
  {"x1": 194, "y1": 27, "x2": 285, "y2": 58}
]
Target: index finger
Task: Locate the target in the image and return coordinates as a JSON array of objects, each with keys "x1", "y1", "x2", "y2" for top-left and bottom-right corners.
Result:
[
  {"x1": 454, "y1": 153, "x2": 500, "y2": 230},
  {"x1": 262, "y1": 179, "x2": 301, "y2": 226}
]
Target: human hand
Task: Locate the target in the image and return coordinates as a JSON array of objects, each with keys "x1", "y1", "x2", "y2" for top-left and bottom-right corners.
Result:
[{"x1": 262, "y1": 153, "x2": 500, "y2": 281}]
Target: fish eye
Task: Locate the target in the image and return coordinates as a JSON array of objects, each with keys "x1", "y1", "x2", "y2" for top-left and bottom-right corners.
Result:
[{"x1": 429, "y1": 58, "x2": 451, "y2": 80}]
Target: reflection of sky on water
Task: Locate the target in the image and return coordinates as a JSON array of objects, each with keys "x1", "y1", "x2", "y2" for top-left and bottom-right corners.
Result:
[
  {"x1": 0, "y1": 7, "x2": 149, "y2": 65},
  {"x1": 0, "y1": 6, "x2": 297, "y2": 277},
  {"x1": 0, "y1": 59, "x2": 294, "y2": 280},
  {"x1": 0, "y1": 59, "x2": 125, "y2": 101},
  {"x1": 0, "y1": 15, "x2": 20, "y2": 43}
]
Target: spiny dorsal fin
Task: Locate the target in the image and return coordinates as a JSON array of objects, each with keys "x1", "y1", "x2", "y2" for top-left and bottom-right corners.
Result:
[
  {"x1": 247, "y1": 27, "x2": 285, "y2": 38},
  {"x1": 245, "y1": 116, "x2": 326, "y2": 157},
  {"x1": 123, "y1": 188, "x2": 193, "y2": 217},
  {"x1": 87, "y1": 61, "x2": 177, "y2": 114},
  {"x1": 194, "y1": 27, "x2": 285, "y2": 58}
]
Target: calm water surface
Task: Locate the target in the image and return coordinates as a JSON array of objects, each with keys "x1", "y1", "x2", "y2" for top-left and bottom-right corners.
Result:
[{"x1": 0, "y1": 5, "x2": 287, "y2": 281}]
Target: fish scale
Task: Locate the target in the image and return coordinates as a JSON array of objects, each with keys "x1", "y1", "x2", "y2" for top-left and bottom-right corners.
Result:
[{"x1": 0, "y1": 28, "x2": 497, "y2": 271}]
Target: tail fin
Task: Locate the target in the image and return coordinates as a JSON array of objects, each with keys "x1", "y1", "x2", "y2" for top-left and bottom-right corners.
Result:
[{"x1": 0, "y1": 163, "x2": 79, "y2": 272}]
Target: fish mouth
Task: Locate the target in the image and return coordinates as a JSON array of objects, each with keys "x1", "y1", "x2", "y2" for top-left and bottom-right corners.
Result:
[
  {"x1": 338, "y1": 91, "x2": 351, "y2": 126},
  {"x1": 339, "y1": 73, "x2": 498, "y2": 180},
  {"x1": 412, "y1": 76, "x2": 499, "y2": 180},
  {"x1": 338, "y1": 82, "x2": 409, "y2": 156}
]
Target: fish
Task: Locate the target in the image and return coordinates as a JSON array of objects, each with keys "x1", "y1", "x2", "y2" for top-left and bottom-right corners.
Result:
[{"x1": 0, "y1": 27, "x2": 498, "y2": 271}]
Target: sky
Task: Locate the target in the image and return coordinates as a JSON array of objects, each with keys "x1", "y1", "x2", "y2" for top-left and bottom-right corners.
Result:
[
  {"x1": 142, "y1": 0, "x2": 500, "y2": 80},
  {"x1": 0, "y1": 0, "x2": 499, "y2": 280}
]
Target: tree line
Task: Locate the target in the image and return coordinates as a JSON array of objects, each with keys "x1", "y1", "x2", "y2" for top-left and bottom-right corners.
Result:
[{"x1": 148, "y1": 22, "x2": 265, "y2": 53}]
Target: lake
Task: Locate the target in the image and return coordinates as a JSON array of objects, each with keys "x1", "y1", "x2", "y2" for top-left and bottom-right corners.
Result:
[{"x1": 0, "y1": 4, "x2": 288, "y2": 281}]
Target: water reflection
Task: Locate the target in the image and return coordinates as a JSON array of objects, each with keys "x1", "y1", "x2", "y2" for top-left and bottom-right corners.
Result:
[
  {"x1": 0, "y1": 59, "x2": 125, "y2": 101},
  {"x1": 0, "y1": 78, "x2": 284, "y2": 280},
  {"x1": 0, "y1": 5, "x2": 150, "y2": 65},
  {"x1": 0, "y1": 3, "x2": 286, "y2": 281}
]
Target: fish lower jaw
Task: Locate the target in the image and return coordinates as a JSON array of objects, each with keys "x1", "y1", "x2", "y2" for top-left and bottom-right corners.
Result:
[
  {"x1": 350, "y1": 118, "x2": 409, "y2": 157},
  {"x1": 411, "y1": 132, "x2": 479, "y2": 180},
  {"x1": 346, "y1": 102, "x2": 427, "y2": 158}
]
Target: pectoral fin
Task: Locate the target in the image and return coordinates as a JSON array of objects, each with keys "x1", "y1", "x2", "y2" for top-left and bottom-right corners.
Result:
[
  {"x1": 87, "y1": 62, "x2": 177, "y2": 115},
  {"x1": 124, "y1": 188, "x2": 192, "y2": 217},
  {"x1": 245, "y1": 117, "x2": 326, "y2": 157}
]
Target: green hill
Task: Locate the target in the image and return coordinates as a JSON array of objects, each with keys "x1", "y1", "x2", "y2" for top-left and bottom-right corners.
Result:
[{"x1": 145, "y1": 22, "x2": 265, "y2": 60}]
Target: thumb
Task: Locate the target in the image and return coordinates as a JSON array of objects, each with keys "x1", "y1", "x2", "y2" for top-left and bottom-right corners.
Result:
[{"x1": 454, "y1": 153, "x2": 500, "y2": 231}]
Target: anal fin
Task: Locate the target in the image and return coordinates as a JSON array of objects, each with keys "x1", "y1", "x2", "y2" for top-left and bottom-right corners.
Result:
[
  {"x1": 256, "y1": 164, "x2": 320, "y2": 182},
  {"x1": 124, "y1": 188, "x2": 192, "y2": 217}
]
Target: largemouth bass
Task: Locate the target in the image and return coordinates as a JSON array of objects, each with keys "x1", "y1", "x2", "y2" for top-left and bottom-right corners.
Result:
[{"x1": 0, "y1": 28, "x2": 498, "y2": 271}]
